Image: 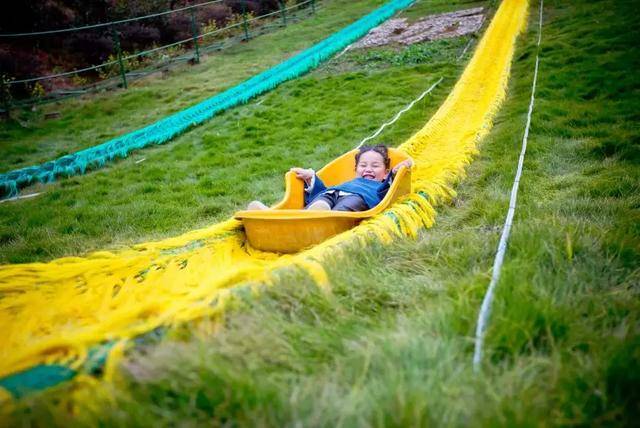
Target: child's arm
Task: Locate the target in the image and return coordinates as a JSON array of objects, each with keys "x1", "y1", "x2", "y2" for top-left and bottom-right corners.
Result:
[
  {"x1": 290, "y1": 167, "x2": 314, "y2": 186},
  {"x1": 290, "y1": 167, "x2": 328, "y2": 206},
  {"x1": 290, "y1": 166, "x2": 325, "y2": 195},
  {"x1": 391, "y1": 157, "x2": 414, "y2": 174}
]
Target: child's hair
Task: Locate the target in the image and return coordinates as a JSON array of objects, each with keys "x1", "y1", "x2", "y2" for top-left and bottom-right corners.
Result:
[{"x1": 355, "y1": 144, "x2": 391, "y2": 169}]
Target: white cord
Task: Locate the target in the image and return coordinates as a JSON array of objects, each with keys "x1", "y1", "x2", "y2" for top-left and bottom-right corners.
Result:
[
  {"x1": 0, "y1": 192, "x2": 41, "y2": 204},
  {"x1": 356, "y1": 76, "x2": 443, "y2": 148},
  {"x1": 472, "y1": 0, "x2": 544, "y2": 371},
  {"x1": 334, "y1": 44, "x2": 352, "y2": 59},
  {"x1": 457, "y1": 38, "x2": 474, "y2": 61}
]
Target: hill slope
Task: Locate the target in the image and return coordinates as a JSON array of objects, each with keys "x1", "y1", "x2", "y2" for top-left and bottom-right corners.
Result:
[{"x1": 3, "y1": 0, "x2": 639, "y2": 425}]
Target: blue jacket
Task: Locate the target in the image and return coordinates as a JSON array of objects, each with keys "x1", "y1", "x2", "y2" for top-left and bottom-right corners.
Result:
[{"x1": 305, "y1": 174, "x2": 393, "y2": 209}]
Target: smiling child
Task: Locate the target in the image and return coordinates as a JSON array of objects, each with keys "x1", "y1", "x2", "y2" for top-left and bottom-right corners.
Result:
[{"x1": 247, "y1": 144, "x2": 413, "y2": 212}]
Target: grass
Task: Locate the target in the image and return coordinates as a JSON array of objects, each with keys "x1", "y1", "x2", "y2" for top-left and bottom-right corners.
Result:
[{"x1": 3, "y1": 0, "x2": 640, "y2": 425}]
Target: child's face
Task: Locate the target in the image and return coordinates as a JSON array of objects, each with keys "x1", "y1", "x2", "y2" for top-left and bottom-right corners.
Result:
[{"x1": 356, "y1": 150, "x2": 388, "y2": 181}]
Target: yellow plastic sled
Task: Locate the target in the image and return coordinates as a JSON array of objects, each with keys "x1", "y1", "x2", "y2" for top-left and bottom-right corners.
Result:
[{"x1": 234, "y1": 148, "x2": 412, "y2": 253}]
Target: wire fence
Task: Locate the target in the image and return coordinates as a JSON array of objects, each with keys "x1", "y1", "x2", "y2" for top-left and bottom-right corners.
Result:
[
  {"x1": 0, "y1": 0, "x2": 226, "y2": 37},
  {"x1": 0, "y1": 0, "x2": 318, "y2": 111}
]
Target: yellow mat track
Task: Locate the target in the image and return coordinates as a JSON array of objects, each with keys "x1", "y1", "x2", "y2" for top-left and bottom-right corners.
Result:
[{"x1": 0, "y1": 0, "x2": 529, "y2": 381}]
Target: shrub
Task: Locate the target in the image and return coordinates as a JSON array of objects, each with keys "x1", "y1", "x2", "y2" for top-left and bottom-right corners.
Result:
[
  {"x1": 246, "y1": 0, "x2": 277, "y2": 15},
  {"x1": 163, "y1": 13, "x2": 193, "y2": 43},
  {"x1": 119, "y1": 24, "x2": 162, "y2": 51},
  {"x1": 197, "y1": 4, "x2": 233, "y2": 27},
  {"x1": 64, "y1": 32, "x2": 114, "y2": 64},
  {"x1": 30, "y1": 82, "x2": 46, "y2": 99},
  {"x1": 98, "y1": 51, "x2": 144, "y2": 80},
  {"x1": 0, "y1": 45, "x2": 49, "y2": 78}
]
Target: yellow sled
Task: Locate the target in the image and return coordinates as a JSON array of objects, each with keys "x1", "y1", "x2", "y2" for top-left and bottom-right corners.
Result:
[{"x1": 234, "y1": 148, "x2": 412, "y2": 253}]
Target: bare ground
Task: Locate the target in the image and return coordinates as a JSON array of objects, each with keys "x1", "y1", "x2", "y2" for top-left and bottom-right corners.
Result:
[{"x1": 352, "y1": 7, "x2": 484, "y2": 48}]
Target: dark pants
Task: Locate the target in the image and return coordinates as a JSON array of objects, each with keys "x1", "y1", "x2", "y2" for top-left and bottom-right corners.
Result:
[{"x1": 307, "y1": 191, "x2": 368, "y2": 212}]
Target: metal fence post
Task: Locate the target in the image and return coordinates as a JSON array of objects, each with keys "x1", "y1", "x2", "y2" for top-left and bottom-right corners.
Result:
[
  {"x1": 241, "y1": 0, "x2": 250, "y2": 41},
  {"x1": 190, "y1": 7, "x2": 201, "y2": 63},
  {"x1": 279, "y1": 1, "x2": 287, "y2": 27},
  {"x1": 110, "y1": 27, "x2": 128, "y2": 89},
  {"x1": 0, "y1": 75, "x2": 10, "y2": 116}
]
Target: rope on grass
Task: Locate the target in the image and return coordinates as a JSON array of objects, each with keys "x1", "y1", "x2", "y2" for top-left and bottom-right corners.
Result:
[
  {"x1": 0, "y1": 192, "x2": 41, "y2": 204},
  {"x1": 457, "y1": 38, "x2": 474, "y2": 61},
  {"x1": 334, "y1": 44, "x2": 352, "y2": 59},
  {"x1": 356, "y1": 77, "x2": 443, "y2": 148},
  {"x1": 472, "y1": 0, "x2": 543, "y2": 371}
]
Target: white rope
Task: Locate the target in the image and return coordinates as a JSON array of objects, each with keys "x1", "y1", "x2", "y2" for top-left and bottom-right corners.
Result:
[
  {"x1": 472, "y1": 0, "x2": 543, "y2": 371},
  {"x1": 0, "y1": 192, "x2": 41, "y2": 204},
  {"x1": 334, "y1": 44, "x2": 352, "y2": 59},
  {"x1": 356, "y1": 76, "x2": 443, "y2": 148},
  {"x1": 457, "y1": 38, "x2": 474, "y2": 61}
]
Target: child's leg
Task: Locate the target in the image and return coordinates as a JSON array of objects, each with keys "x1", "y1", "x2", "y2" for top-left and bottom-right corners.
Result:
[
  {"x1": 333, "y1": 195, "x2": 368, "y2": 212},
  {"x1": 307, "y1": 200, "x2": 331, "y2": 210},
  {"x1": 306, "y1": 192, "x2": 335, "y2": 210},
  {"x1": 247, "y1": 200, "x2": 269, "y2": 210}
]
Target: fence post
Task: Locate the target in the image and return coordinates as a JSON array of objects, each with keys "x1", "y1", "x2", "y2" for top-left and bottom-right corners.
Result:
[
  {"x1": 110, "y1": 27, "x2": 128, "y2": 89},
  {"x1": 279, "y1": 1, "x2": 287, "y2": 27},
  {"x1": 241, "y1": 0, "x2": 250, "y2": 41},
  {"x1": 190, "y1": 7, "x2": 201, "y2": 63},
  {"x1": 311, "y1": 0, "x2": 316, "y2": 14},
  {"x1": 0, "y1": 75, "x2": 11, "y2": 116}
]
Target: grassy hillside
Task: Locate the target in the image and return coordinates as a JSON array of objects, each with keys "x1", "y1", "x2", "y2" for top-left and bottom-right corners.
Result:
[{"x1": 4, "y1": 0, "x2": 639, "y2": 425}]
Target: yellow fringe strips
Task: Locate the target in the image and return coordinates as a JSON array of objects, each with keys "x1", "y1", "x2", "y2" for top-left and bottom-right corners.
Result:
[{"x1": 0, "y1": 0, "x2": 528, "y2": 381}]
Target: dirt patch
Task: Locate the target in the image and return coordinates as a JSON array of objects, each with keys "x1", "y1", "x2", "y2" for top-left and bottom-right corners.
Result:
[{"x1": 352, "y1": 7, "x2": 485, "y2": 48}]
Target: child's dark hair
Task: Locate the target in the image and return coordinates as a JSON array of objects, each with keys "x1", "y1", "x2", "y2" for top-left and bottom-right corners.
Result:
[{"x1": 355, "y1": 144, "x2": 391, "y2": 169}]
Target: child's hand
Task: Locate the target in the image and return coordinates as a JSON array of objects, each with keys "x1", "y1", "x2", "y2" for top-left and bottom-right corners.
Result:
[
  {"x1": 290, "y1": 167, "x2": 315, "y2": 185},
  {"x1": 391, "y1": 158, "x2": 414, "y2": 174}
]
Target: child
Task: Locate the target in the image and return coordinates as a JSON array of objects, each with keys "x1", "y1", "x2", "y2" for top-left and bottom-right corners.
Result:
[{"x1": 247, "y1": 144, "x2": 413, "y2": 212}]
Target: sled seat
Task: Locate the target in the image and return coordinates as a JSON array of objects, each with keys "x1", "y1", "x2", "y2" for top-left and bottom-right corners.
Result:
[{"x1": 234, "y1": 148, "x2": 412, "y2": 253}]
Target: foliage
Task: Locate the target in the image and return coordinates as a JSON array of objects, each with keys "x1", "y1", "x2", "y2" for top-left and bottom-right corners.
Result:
[
  {"x1": 29, "y1": 82, "x2": 46, "y2": 100},
  {"x1": 201, "y1": 11, "x2": 257, "y2": 43},
  {"x1": 119, "y1": 24, "x2": 162, "y2": 52},
  {"x1": 63, "y1": 32, "x2": 114, "y2": 64},
  {"x1": 0, "y1": 73, "x2": 14, "y2": 110},
  {"x1": 196, "y1": 3, "x2": 233, "y2": 28},
  {"x1": 0, "y1": 46, "x2": 50, "y2": 97}
]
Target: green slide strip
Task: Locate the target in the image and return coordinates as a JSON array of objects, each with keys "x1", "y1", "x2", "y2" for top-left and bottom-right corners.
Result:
[{"x1": 0, "y1": 341, "x2": 117, "y2": 399}]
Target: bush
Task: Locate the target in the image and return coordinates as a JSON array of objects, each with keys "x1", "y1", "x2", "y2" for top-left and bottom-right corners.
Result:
[
  {"x1": 247, "y1": 0, "x2": 278, "y2": 15},
  {"x1": 119, "y1": 24, "x2": 162, "y2": 51},
  {"x1": 64, "y1": 33, "x2": 114, "y2": 64},
  {"x1": 0, "y1": 45, "x2": 51, "y2": 97},
  {"x1": 0, "y1": 45, "x2": 49, "y2": 77},
  {"x1": 197, "y1": 4, "x2": 233, "y2": 27},
  {"x1": 163, "y1": 13, "x2": 192, "y2": 43}
]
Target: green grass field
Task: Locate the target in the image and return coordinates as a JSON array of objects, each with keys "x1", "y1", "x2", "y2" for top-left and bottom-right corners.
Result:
[{"x1": 2, "y1": 0, "x2": 639, "y2": 425}]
